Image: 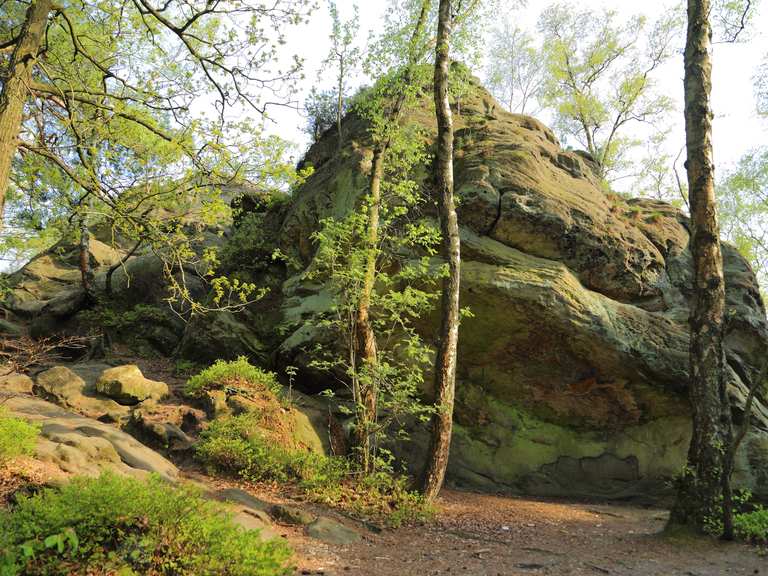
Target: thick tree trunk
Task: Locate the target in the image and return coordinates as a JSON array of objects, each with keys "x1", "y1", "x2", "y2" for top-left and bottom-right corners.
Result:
[
  {"x1": 669, "y1": 0, "x2": 734, "y2": 534},
  {"x1": 0, "y1": 0, "x2": 52, "y2": 224},
  {"x1": 352, "y1": 0, "x2": 431, "y2": 473},
  {"x1": 421, "y1": 0, "x2": 460, "y2": 503}
]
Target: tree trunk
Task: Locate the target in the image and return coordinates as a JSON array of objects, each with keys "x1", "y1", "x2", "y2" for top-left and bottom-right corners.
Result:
[
  {"x1": 353, "y1": 146, "x2": 383, "y2": 473},
  {"x1": 421, "y1": 0, "x2": 460, "y2": 503},
  {"x1": 337, "y1": 58, "x2": 344, "y2": 156},
  {"x1": 351, "y1": 0, "x2": 431, "y2": 473},
  {"x1": 78, "y1": 212, "x2": 96, "y2": 302},
  {"x1": 0, "y1": 0, "x2": 52, "y2": 224},
  {"x1": 669, "y1": 0, "x2": 733, "y2": 534}
]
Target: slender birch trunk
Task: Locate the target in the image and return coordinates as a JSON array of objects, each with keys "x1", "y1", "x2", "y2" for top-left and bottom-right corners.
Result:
[{"x1": 421, "y1": 0, "x2": 461, "y2": 502}]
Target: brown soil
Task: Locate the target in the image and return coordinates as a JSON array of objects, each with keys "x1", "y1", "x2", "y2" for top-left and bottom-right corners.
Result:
[{"x1": 286, "y1": 490, "x2": 765, "y2": 576}]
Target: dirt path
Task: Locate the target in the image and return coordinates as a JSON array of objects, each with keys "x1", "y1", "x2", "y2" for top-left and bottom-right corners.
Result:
[{"x1": 287, "y1": 491, "x2": 764, "y2": 576}]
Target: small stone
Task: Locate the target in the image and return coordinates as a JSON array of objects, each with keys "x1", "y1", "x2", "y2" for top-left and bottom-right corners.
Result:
[
  {"x1": 202, "y1": 389, "x2": 229, "y2": 419},
  {"x1": 306, "y1": 517, "x2": 362, "y2": 545},
  {"x1": 96, "y1": 365, "x2": 169, "y2": 405},
  {"x1": 270, "y1": 504, "x2": 316, "y2": 526}
]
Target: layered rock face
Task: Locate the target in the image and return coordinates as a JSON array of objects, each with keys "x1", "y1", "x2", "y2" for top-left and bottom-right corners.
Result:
[
  {"x1": 275, "y1": 80, "x2": 768, "y2": 499},
  {"x1": 3, "y1": 78, "x2": 768, "y2": 499}
]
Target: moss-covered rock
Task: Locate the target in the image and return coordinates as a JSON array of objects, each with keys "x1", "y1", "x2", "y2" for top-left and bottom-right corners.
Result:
[{"x1": 272, "y1": 77, "x2": 768, "y2": 499}]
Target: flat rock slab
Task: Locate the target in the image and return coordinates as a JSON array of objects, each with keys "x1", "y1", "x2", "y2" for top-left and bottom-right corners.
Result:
[
  {"x1": 211, "y1": 487, "x2": 271, "y2": 512},
  {"x1": 3, "y1": 396, "x2": 178, "y2": 482},
  {"x1": 306, "y1": 517, "x2": 362, "y2": 545},
  {"x1": 207, "y1": 487, "x2": 281, "y2": 543}
]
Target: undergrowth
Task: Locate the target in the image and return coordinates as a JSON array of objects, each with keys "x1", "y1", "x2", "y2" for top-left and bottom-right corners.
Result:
[
  {"x1": 0, "y1": 473, "x2": 292, "y2": 576},
  {"x1": 734, "y1": 506, "x2": 768, "y2": 545},
  {"x1": 0, "y1": 408, "x2": 39, "y2": 463},
  {"x1": 185, "y1": 356, "x2": 281, "y2": 398},
  {"x1": 196, "y1": 413, "x2": 432, "y2": 528}
]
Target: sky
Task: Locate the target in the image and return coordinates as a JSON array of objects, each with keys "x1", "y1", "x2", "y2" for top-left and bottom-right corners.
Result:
[{"x1": 272, "y1": 0, "x2": 768, "y2": 178}]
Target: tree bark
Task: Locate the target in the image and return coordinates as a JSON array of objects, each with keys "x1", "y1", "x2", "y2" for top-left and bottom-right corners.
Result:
[
  {"x1": 0, "y1": 0, "x2": 52, "y2": 225},
  {"x1": 78, "y1": 212, "x2": 96, "y2": 302},
  {"x1": 669, "y1": 0, "x2": 734, "y2": 534},
  {"x1": 353, "y1": 146, "x2": 383, "y2": 473},
  {"x1": 352, "y1": 0, "x2": 431, "y2": 473},
  {"x1": 421, "y1": 0, "x2": 460, "y2": 503},
  {"x1": 337, "y1": 57, "x2": 344, "y2": 156}
]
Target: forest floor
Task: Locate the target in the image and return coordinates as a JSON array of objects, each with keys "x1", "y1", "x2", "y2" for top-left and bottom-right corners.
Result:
[
  {"x1": 14, "y1": 353, "x2": 761, "y2": 576},
  {"x1": 189, "y1": 470, "x2": 766, "y2": 576},
  {"x1": 125, "y1": 355, "x2": 766, "y2": 576},
  {"x1": 294, "y1": 493, "x2": 766, "y2": 576}
]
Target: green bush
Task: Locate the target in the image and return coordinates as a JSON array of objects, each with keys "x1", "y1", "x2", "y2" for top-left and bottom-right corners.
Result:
[
  {"x1": 0, "y1": 408, "x2": 39, "y2": 463},
  {"x1": 734, "y1": 506, "x2": 768, "y2": 544},
  {"x1": 196, "y1": 414, "x2": 431, "y2": 528},
  {"x1": 196, "y1": 413, "x2": 343, "y2": 485},
  {"x1": 0, "y1": 473, "x2": 292, "y2": 576},
  {"x1": 185, "y1": 357, "x2": 281, "y2": 398}
]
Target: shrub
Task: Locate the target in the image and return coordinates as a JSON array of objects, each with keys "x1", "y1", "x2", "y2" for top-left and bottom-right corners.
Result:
[
  {"x1": 185, "y1": 357, "x2": 281, "y2": 399},
  {"x1": 0, "y1": 408, "x2": 39, "y2": 463},
  {"x1": 734, "y1": 506, "x2": 768, "y2": 544},
  {"x1": 0, "y1": 473, "x2": 292, "y2": 576},
  {"x1": 196, "y1": 414, "x2": 431, "y2": 528}
]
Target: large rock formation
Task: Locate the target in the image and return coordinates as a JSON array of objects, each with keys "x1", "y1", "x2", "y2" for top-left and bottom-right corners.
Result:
[
  {"x1": 273, "y1": 77, "x2": 768, "y2": 499},
  {"x1": 3, "y1": 76, "x2": 767, "y2": 500}
]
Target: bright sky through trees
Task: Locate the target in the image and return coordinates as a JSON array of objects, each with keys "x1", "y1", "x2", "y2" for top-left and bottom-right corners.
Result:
[{"x1": 276, "y1": 0, "x2": 767, "y2": 179}]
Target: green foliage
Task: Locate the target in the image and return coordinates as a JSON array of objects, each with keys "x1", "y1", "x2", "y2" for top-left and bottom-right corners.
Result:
[
  {"x1": 305, "y1": 120, "x2": 439, "y2": 467},
  {"x1": 81, "y1": 304, "x2": 168, "y2": 333},
  {"x1": 304, "y1": 88, "x2": 346, "y2": 142},
  {"x1": 0, "y1": 408, "x2": 39, "y2": 463},
  {"x1": 734, "y1": 506, "x2": 768, "y2": 544},
  {"x1": 196, "y1": 414, "x2": 431, "y2": 527},
  {"x1": 196, "y1": 413, "x2": 343, "y2": 485},
  {"x1": 0, "y1": 473, "x2": 292, "y2": 576},
  {"x1": 1, "y1": 1, "x2": 311, "y2": 314},
  {"x1": 173, "y1": 359, "x2": 201, "y2": 379},
  {"x1": 537, "y1": 3, "x2": 678, "y2": 182},
  {"x1": 185, "y1": 357, "x2": 281, "y2": 399},
  {"x1": 719, "y1": 147, "x2": 768, "y2": 288},
  {"x1": 484, "y1": 20, "x2": 543, "y2": 114}
]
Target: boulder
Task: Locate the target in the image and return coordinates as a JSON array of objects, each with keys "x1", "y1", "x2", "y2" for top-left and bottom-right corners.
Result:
[
  {"x1": 128, "y1": 403, "x2": 197, "y2": 451},
  {"x1": 270, "y1": 504, "x2": 316, "y2": 526},
  {"x1": 3, "y1": 395, "x2": 178, "y2": 481},
  {"x1": 0, "y1": 318, "x2": 22, "y2": 336},
  {"x1": 271, "y1": 76, "x2": 768, "y2": 499},
  {"x1": 0, "y1": 372, "x2": 34, "y2": 395},
  {"x1": 33, "y1": 366, "x2": 130, "y2": 422},
  {"x1": 96, "y1": 365, "x2": 169, "y2": 405},
  {"x1": 177, "y1": 310, "x2": 267, "y2": 365},
  {"x1": 209, "y1": 488, "x2": 280, "y2": 542},
  {"x1": 34, "y1": 366, "x2": 86, "y2": 404}
]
